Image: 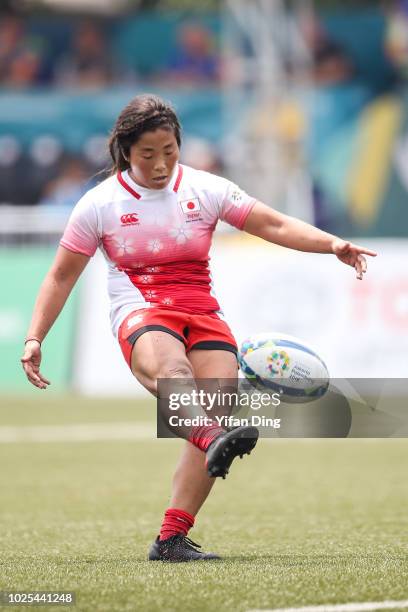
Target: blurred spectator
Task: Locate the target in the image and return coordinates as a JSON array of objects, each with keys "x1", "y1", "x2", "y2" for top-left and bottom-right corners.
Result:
[
  {"x1": 0, "y1": 13, "x2": 51, "y2": 88},
  {"x1": 54, "y1": 20, "x2": 114, "y2": 89},
  {"x1": 39, "y1": 156, "x2": 90, "y2": 208},
  {"x1": 4, "y1": 47, "x2": 43, "y2": 88},
  {"x1": 300, "y1": 12, "x2": 354, "y2": 86},
  {"x1": 384, "y1": 0, "x2": 408, "y2": 81},
  {"x1": 162, "y1": 23, "x2": 220, "y2": 85},
  {"x1": 0, "y1": 14, "x2": 24, "y2": 82}
]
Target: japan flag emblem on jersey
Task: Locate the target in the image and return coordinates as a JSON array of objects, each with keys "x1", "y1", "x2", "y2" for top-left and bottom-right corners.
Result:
[{"x1": 180, "y1": 198, "x2": 201, "y2": 214}]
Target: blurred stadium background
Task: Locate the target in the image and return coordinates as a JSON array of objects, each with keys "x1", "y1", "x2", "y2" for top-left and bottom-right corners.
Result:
[{"x1": 1, "y1": 2, "x2": 408, "y2": 610}]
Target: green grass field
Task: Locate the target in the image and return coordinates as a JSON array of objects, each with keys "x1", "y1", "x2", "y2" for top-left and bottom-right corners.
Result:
[{"x1": 0, "y1": 395, "x2": 408, "y2": 612}]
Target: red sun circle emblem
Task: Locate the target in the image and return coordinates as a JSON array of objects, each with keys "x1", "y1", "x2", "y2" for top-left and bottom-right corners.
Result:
[{"x1": 187, "y1": 201, "x2": 195, "y2": 210}]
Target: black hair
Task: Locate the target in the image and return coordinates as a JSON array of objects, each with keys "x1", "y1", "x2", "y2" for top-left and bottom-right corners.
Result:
[{"x1": 108, "y1": 94, "x2": 181, "y2": 174}]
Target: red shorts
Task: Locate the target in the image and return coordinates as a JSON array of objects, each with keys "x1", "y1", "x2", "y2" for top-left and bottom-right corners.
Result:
[{"x1": 118, "y1": 307, "x2": 238, "y2": 369}]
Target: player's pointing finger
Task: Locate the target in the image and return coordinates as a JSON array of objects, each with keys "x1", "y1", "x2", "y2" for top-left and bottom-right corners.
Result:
[{"x1": 356, "y1": 247, "x2": 377, "y2": 257}]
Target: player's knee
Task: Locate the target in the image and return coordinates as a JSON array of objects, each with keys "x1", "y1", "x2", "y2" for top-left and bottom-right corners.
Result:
[
  {"x1": 139, "y1": 360, "x2": 194, "y2": 396},
  {"x1": 158, "y1": 359, "x2": 194, "y2": 381}
]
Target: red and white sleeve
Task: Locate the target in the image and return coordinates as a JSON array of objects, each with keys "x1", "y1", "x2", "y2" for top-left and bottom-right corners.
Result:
[
  {"x1": 60, "y1": 193, "x2": 100, "y2": 257},
  {"x1": 215, "y1": 177, "x2": 257, "y2": 230}
]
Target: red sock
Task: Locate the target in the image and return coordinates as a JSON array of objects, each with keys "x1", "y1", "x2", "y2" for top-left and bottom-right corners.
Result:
[
  {"x1": 159, "y1": 508, "x2": 195, "y2": 541},
  {"x1": 188, "y1": 423, "x2": 225, "y2": 452}
]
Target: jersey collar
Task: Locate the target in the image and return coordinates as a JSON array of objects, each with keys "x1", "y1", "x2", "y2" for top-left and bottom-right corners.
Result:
[{"x1": 117, "y1": 164, "x2": 183, "y2": 201}]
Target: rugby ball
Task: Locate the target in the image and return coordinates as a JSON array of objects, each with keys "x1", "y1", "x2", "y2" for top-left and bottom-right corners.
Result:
[{"x1": 238, "y1": 332, "x2": 329, "y2": 403}]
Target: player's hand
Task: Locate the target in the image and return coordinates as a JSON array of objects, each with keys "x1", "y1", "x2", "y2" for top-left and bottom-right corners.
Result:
[
  {"x1": 21, "y1": 340, "x2": 50, "y2": 389},
  {"x1": 332, "y1": 239, "x2": 377, "y2": 280}
]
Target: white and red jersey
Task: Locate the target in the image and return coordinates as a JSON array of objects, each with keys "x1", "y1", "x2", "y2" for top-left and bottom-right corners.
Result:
[{"x1": 60, "y1": 164, "x2": 256, "y2": 337}]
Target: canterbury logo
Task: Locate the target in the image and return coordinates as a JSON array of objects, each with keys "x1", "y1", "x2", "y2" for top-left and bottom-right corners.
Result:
[{"x1": 120, "y1": 213, "x2": 139, "y2": 225}]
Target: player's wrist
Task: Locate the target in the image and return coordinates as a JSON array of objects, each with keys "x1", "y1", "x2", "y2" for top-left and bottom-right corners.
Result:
[
  {"x1": 330, "y1": 237, "x2": 342, "y2": 254},
  {"x1": 24, "y1": 337, "x2": 42, "y2": 347}
]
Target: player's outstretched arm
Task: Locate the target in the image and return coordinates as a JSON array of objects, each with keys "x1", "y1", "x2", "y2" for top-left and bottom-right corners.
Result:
[
  {"x1": 243, "y1": 201, "x2": 377, "y2": 280},
  {"x1": 21, "y1": 246, "x2": 90, "y2": 389}
]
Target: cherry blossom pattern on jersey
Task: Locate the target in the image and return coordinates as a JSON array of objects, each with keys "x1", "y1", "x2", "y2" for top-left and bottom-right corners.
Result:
[{"x1": 169, "y1": 225, "x2": 193, "y2": 244}]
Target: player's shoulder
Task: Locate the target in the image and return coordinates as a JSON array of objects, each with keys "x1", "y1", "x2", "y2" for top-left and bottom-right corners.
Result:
[
  {"x1": 181, "y1": 164, "x2": 232, "y2": 194},
  {"x1": 81, "y1": 173, "x2": 121, "y2": 207},
  {"x1": 68, "y1": 175, "x2": 120, "y2": 221}
]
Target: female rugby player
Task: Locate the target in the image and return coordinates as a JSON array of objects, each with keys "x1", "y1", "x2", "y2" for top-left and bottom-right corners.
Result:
[{"x1": 21, "y1": 94, "x2": 376, "y2": 562}]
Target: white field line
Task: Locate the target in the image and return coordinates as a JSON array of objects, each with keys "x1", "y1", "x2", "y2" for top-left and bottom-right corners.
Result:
[
  {"x1": 0, "y1": 422, "x2": 156, "y2": 443},
  {"x1": 248, "y1": 600, "x2": 408, "y2": 612}
]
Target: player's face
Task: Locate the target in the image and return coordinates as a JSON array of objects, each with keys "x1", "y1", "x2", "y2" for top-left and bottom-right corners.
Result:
[{"x1": 128, "y1": 128, "x2": 180, "y2": 190}]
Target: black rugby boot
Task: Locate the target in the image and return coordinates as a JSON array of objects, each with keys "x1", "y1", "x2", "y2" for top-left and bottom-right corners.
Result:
[
  {"x1": 205, "y1": 425, "x2": 259, "y2": 478},
  {"x1": 148, "y1": 535, "x2": 220, "y2": 562}
]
